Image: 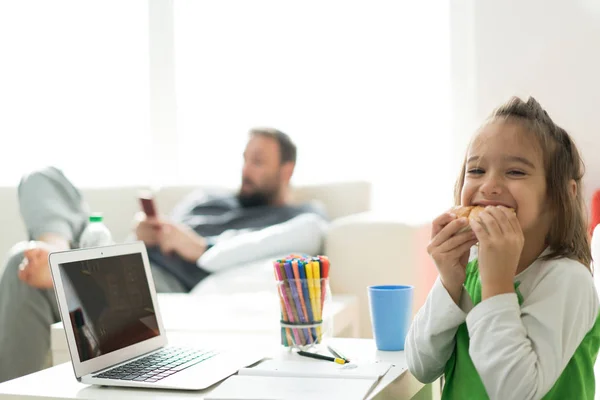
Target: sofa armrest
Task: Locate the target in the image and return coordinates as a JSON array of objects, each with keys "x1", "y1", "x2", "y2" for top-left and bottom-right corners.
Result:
[{"x1": 324, "y1": 212, "x2": 436, "y2": 338}]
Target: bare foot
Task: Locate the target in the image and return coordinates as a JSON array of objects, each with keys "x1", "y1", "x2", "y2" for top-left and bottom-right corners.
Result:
[{"x1": 18, "y1": 243, "x2": 55, "y2": 289}]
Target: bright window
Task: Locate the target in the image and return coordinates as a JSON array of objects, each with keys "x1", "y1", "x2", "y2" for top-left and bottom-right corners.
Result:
[
  {"x1": 173, "y1": 1, "x2": 452, "y2": 218},
  {"x1": 0, "y1": 1, "x2": 150, "y2": 187}
]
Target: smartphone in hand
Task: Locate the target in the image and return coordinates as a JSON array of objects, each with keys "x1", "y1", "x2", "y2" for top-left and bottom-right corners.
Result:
[{"x1": 139, "y1": 192, "x2": 157, "y2": 218}]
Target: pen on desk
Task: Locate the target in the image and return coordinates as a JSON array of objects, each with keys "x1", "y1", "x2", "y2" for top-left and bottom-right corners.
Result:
[
  {"x1": 327, "y1": 345, "x2": 349, "y2": 363},
  {"x1": 297, "y1": 350, "x2": 347, "y2": 364}
]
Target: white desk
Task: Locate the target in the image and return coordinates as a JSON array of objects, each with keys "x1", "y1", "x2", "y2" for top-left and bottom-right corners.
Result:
[
  {"x1": 0, "y1": 337, "x2": 431, "y2": 400},
  {"x1": 51, "y1": 293, "x2": 360, "y2": 365}
]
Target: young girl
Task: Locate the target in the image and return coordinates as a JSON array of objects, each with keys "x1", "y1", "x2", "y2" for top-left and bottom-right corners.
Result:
[{"x1": 406, "y1": 96, "x2": 600, "y2": 399}]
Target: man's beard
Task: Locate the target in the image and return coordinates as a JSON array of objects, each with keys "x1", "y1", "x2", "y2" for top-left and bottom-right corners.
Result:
[
  {"x1": 236, "y1": 190, "x2": 273, "y2": 208},
  {"x1": 237, "y1": 172, "x2": 282, "y2": 208}
]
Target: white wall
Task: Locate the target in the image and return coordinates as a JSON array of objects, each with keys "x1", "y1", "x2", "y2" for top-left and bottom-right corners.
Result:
[{"x1": 451, "y1": 0, "x2": 600, "y2": 204}]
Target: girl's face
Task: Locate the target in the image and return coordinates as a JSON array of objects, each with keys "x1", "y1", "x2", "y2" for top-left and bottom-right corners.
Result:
[{"x1": 460, "y1": 121, "x2": 551, "y2": 238}]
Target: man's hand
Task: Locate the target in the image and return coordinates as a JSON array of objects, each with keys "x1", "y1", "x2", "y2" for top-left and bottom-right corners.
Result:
[
  {"x1": 470, "y1": 206, "x2": 524, "y2": 300},
  {"x1": 134, "y1": 212, "x2": 162, "y2": 246},
  {"x1": 158, "y1": 222, "x2": 207, "y2": 263}
]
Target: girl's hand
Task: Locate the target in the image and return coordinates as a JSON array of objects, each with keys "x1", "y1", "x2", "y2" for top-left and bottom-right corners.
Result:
[
  {"x1": 427, "y1": 211, "x2": 479, "y2": 304},
  {"x1": 470, "y1": 206, "x2": 524, "y2": 300}
]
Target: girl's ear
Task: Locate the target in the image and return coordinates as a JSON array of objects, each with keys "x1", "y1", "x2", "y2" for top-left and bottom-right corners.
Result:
[{"x1": 570, "y1": 179, "x2": 577, "y2": 197}]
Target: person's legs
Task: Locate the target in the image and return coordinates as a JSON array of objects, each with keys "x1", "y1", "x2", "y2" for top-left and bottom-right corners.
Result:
[
  {"x1": 0, "y1": 167, "x2": 88, "y2": 383},
  {"x1": 0, "y1": 244, "x2": 60, "y2": 383},
  {"x1": 16, "y1": 167, "x2": 90, "y2": 289},
  {"x1": 18, "y1": 166, "x2": 89, "y2": 245}
]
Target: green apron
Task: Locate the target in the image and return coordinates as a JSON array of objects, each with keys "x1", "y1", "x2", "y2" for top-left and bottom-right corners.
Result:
[{"x1": 442, "y1": 259, "x2": 600, "y2": 399}]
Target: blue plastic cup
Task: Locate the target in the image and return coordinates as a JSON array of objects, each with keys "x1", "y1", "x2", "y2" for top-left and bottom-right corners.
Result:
[{"x1": 368, "y1": 285, "x2": 414, "y2": 351}]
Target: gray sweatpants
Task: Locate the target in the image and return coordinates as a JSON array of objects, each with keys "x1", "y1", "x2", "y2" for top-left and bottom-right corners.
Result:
[{"x1": 0, "y1": 167, "x2": 186, "y2": 383}]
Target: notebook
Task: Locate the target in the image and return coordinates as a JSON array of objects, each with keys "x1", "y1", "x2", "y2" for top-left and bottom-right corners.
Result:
[
  {"x1": 48, "y1": 242, "x2": 264, "y2": 390},
  {"x1": 206, "y1": 358, "x2": 394, "y2": 399},
  {"x1": 205, "y1": 375, "x2": 379, "y2": 400},
  {"x1": 238, "y1": 359, "x2": 393, "y2": 380}
]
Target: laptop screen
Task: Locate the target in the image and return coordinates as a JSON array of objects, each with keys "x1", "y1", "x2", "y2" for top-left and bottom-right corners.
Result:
[{"x1": 58, "y1": 252, "x2": 159, "y2": 362}]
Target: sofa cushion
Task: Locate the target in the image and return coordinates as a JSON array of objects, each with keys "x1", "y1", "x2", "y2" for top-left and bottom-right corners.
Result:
[{"x1": 190, "y1": 255, "x2": 284, "y2": 296}]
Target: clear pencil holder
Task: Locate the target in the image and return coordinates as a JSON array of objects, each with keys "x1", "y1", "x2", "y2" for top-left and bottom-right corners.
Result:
[{"x1": 276, "y1": 278, "x2": 333, "y2": 350}]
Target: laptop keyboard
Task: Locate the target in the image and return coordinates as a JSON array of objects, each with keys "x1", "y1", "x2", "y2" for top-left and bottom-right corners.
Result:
[{"x1": 92, "y1": 347, "x2": 219, "y2": 383}]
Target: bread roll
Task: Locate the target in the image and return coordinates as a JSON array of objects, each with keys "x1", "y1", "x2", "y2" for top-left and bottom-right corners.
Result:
[
  {"x1": 453, "y1": 205, "x2": 514, "y2": 233},
  {"x1": 453, "y1": 206, "x2": 485, "y2": 233}
]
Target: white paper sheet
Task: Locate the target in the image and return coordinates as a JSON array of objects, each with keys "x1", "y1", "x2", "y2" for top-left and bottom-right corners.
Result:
[
  {"x1": 205, "y1": 375, "x2": 378, "y2": 400},
  {"x1": 238, "y1": 359, "x2": 392, "y2": 380}
]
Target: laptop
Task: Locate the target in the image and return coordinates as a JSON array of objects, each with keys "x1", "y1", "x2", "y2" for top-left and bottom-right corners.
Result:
[{"x1": 48, "y1": 241, "x2": 264, "y2": 390}]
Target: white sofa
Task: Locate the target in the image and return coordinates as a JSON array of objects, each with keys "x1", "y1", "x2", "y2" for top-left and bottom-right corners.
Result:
[{"x1": 0, "y1": 181, "x2": 436, "y2": 338}]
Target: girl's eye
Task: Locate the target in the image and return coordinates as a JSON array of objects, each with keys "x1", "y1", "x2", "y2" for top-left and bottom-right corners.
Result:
[
  {"x1": 467, "y1": 168, "x2": 484, "y2": 175},
  {"x1": 507, "y1": 170, "x2": 526, "y2": 176}
]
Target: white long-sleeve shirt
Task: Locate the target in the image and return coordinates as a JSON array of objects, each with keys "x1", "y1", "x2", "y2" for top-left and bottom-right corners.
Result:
[
  {"x1": 198, "y1": 212, "x2": 328, "y2": 273},
  {"x1": 406, "y1": 252, "x2": 599, "y2": 400}
]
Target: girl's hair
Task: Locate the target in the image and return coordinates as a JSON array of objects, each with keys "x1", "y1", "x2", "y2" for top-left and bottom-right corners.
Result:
[{"x1": 453, "y1": 96, "x2": 592, "y2": 269}]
